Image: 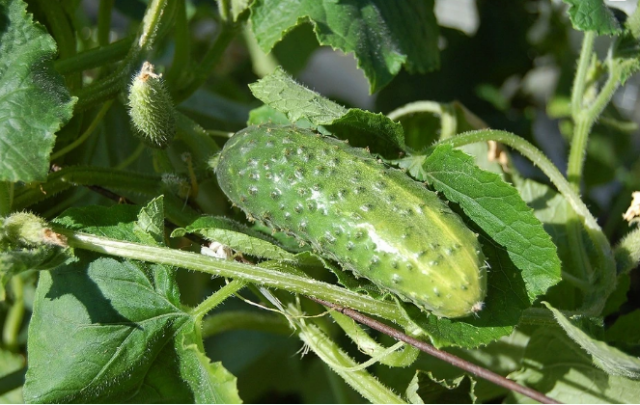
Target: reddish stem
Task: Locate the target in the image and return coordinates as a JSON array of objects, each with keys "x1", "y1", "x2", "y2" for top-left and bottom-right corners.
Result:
[{"x1": 310, "y1": 297, "x2": 561, "y2": 405}]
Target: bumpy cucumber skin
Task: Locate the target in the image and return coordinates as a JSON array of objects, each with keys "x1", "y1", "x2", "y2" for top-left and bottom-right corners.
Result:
[
  {"x1": 216, "y1": 125, "x2": 486, "y2": 318},
  {"x1": 128, "y1": 62, "x2": 175, "y2": 149}
]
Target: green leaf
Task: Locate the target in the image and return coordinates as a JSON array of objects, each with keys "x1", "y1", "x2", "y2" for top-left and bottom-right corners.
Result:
[
  {"x1": 177, "y1": 330, "x2": 242, "y2": 403},
  {"x1": 405, "y1": 371, "x2": 476, "y2": 404},
  {"x1": 561, "y1": 0, "x2": 622, "y2": 35},
  {"x1": 172, "y1": 215, "x2": 297, "y2": 261},
  {"x1": 247, "y1": 105, "x2": 294, "y2": 126},
  {"x1": 24, "y1": 257, "x2": 239, "y2": 403},
  {"x1": 0, "y1": 0, "x2": 76, "y2": 182},
  {"x1": 422, "y1": 145, "x2": 561, "y2": 301},
  {"x1": 544, "y1": 302, "x2": 640, "y2": 379},
  {"x1": 509, "y1": 327, "x2": 640, "y2": 403},
  {"x1": 24, "y1": 205, "x2": 240, "y2": 403},
  {"x1": 328, "y1": 110, "x2": 406, "y2": 159},
  {"x1": 516, "y1": 178, "x2": 615, "y2": 313},
  {"x1": 247, "y1": 104, "x2": 314, "y2": 129},
  {"x1": 249, "y1": 67, "x2": 406, "y2": 157},
  {"x1": 54, "y1": 204, "x2": 143, "y2": 241},
  {"x1": 397, "y1": 154, "x2": 428, "y2": 180},
  {"x1": 249, "y1": 67, "x2": 347, "y2": 122},
  {"x1": 250, "y1": 0, "x2": 439, "y2": 92},
  {"x1": 393, "y1": 110, "x2": 441, "y2": 151},
  {"x1": 133, "y1": 196, "x2": 166, "y2": 246}
]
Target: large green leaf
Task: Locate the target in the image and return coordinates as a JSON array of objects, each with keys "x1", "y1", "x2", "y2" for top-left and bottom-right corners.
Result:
[
  {"x1": 422, "y1": 145, "x2": 561, "y2": 301},
  {"x1": 516, "y1": 178, "x2": 617, "y2": 314},
  {"x1": 544, "y1": 302, "x2": 640, "y2": 379},
  {"x1": 249, "y1": 67, "x2": 406, "y2": 157},
  {"x1": 0, "y1": 0, "x2": 76, "y2": 182},
  {"x1": 561, "y1": 0, "x2": 622, "y2": 35},
  {"x1": 24, "y1": 203, "x2": 241, "y2": 403},
  {"x1": 509, "y1": 327, "x2": 640, "y2": 403},
  {"x1": 250, "y1": 0, "x2": 439, "y2": 92}
]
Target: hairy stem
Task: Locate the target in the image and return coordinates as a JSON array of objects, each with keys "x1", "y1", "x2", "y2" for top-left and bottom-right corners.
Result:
[
  {"x1": 191, "y1": 280, "x2": 246, "y2": 320},
  {"x1": 570, "y1": 31, "x2": 595, "y2": 119},
  {"x1": 568, "y1": 35, "x2": 622, "y2": 189},
  {"x1": 614, "y1": 225, "x2": 640, "y2": 275},
  {"x1": 51, "y1": 228, "x2": 406, "y2": 323},
  {"x1": 387, "y1": 100, "x2": 458, "y2": 139},
  {"x1": 297, "y1": 317, "x2": 407, "y2": 404},
  {"x1": 331, "y1": 311, "x2": 419, "y2": 368}
]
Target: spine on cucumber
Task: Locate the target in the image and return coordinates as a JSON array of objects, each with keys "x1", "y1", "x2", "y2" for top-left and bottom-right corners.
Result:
[{"x1": 215, "y1": 125, "x2": 486, "y2": 318}]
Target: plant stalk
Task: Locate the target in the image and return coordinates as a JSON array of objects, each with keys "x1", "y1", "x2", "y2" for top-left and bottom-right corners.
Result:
[
  {"x1": 97, "y1": 0, "x2": 115, "y2": 46},
  {"x1": 191, "y1": 280, "x2": 246, "y2": 320},
  {"x1": 311, "y1": 298, "x2": 561, "y2": 404},
  {"x1": 297, "y1": 319, "x2": 407, "y2": 404},
  {"x1": 51, "y1": 228, "x2": 406, "y2": 323},
  {"x1": 570, "y1": 31, "x2": 595, "y2": 119}
]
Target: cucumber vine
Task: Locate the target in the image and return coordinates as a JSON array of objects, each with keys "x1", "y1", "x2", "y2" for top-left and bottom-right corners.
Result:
[{"x1": 1, "y1": 0, "x2": 640, "y2": 403}]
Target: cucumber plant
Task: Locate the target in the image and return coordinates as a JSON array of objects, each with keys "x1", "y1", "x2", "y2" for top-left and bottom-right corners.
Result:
[{"x1": 1, "y1": 0, "x2": 640, "y2": 403}]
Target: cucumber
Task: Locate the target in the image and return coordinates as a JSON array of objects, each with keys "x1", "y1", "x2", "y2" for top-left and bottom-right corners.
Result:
[
  {"x1": 215, "y1": 125, "x2": 486, "y2": 318},
  {"x1": 128, "y1": 62, "x2": 176, "y2": 149}
]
